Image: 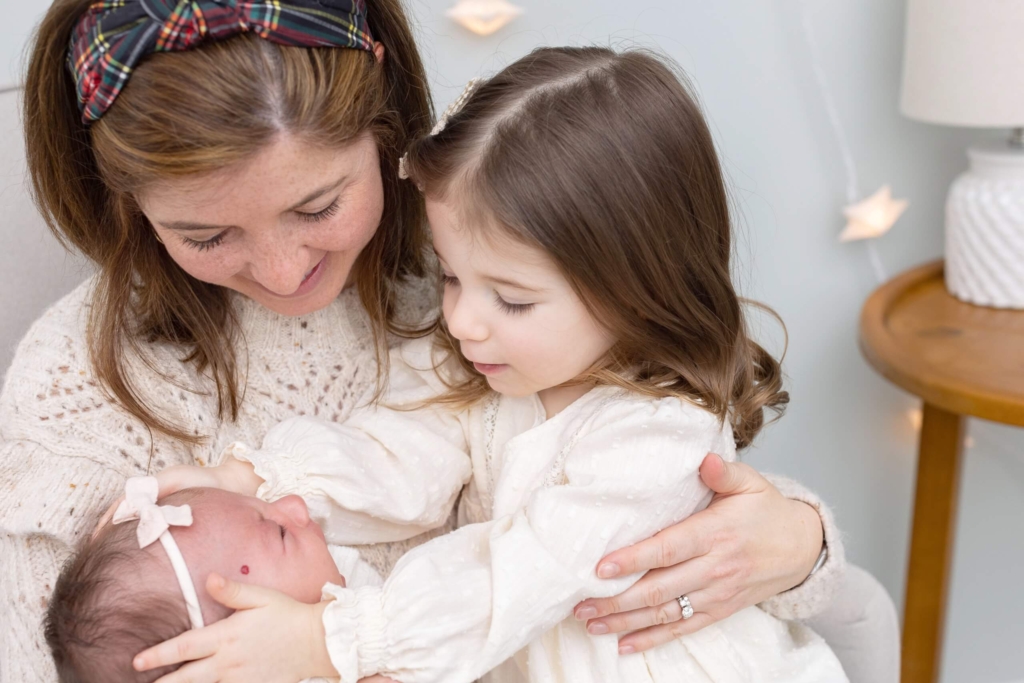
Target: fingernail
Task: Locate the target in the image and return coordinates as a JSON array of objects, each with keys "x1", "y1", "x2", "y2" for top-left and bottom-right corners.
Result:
[
  {"x1": 575, "y1": 607, "x2": 597, "y2": 620},
  {"x1": 212, "y1": 574, "x2": 226, "y2": 589},
  {"x1": 597, "y1": 563, "x2": 620, "y2": 578},
  {"x1": 588, "y1": 622, "x2": 609, "y2": 635},
  {"x1": 618, "y1": 644, "x2": 635, "y2": 655}
]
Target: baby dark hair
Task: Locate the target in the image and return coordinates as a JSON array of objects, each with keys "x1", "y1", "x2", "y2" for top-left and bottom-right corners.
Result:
[
  {"x1": 403, "y1": 46, "x2": 788, "y2": 448},
  {"x1": 44, "y1": 489, "x2": 228, "y2": 683}
]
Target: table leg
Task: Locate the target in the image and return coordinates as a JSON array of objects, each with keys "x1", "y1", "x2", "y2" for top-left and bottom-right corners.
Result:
[{"x1": 901, "y1": 403, "x2": 965, "y2": 683}]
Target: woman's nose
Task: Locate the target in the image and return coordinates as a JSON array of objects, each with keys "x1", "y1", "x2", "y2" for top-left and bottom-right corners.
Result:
[
  {"x1": 272, "y1": 495, "x2": 311, "y2": 527},
  {"x1": 248, "y1": 239, "x2": 312, "y2": 296}
]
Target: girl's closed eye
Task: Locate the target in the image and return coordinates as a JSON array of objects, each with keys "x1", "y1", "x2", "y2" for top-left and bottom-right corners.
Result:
[
  {"x1": 494, "y1": 293, "x2": 534, "y2": 316},
  {"x1": 442, "y1": 273, "x2": 460, "y2": 287}
]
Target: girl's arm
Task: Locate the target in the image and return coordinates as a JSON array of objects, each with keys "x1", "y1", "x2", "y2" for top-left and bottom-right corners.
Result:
[
  {"x1": 135, "y1": 397, "x2": 726, "y2": 683},
  {"x1": 157, "y1": 337, "x2": 474, "y2": 545},
  {"x1": 320, "y1": 398, "x2": 723, "y2": 683}
]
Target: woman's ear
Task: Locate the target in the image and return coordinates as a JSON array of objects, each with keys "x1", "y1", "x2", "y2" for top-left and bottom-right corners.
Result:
[{"x1": 374, "y1": 41, "x2": 385, "y2": 64}]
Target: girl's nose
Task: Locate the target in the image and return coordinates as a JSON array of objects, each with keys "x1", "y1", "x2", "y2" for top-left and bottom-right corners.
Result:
[{"x1": 445, "y1": 292, "x2": 488, "y2": 342}]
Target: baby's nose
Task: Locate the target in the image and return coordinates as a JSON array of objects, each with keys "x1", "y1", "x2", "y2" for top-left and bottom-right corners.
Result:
[{"x1": 273, "y1": 495, "x2": 311, "y2": 527}]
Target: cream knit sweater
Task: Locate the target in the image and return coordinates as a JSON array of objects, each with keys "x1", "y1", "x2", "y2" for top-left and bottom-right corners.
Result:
[{"x1": 0, "y1": 277, "x2": 843, "y2": 683}]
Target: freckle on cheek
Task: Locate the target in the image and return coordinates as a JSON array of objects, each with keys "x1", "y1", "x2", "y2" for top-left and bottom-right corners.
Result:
[{"x1": 240, "y1": 565, "x2": 250, "y2": 575}]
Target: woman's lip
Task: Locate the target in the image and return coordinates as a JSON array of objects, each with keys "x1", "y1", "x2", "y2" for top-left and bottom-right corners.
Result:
[{"x1": 473, "y1": 361, "x2": 508, "y2": 376}]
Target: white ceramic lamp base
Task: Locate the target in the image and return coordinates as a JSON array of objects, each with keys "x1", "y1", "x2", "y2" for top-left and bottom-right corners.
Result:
[{"x1": 945, "y1": 145, "x2": 1024, "y2": 309}]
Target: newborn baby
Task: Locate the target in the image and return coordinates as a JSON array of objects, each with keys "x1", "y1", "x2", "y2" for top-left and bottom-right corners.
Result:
[{"x1": 45, "y1": 480, "x2": 380, "y2": 683}]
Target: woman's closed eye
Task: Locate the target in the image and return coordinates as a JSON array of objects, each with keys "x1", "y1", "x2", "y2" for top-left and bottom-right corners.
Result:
[
  {"x1": 182, "y1": 231, "x2": 227, "y2": 252},
  {"x1": 296, "y1": 198, "x2": 340, "y2": 224}
]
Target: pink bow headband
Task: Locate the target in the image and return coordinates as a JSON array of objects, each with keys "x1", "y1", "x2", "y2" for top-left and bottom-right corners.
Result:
[{"x1": 113, "y1": 476, "x2": 205, "y2": 629}]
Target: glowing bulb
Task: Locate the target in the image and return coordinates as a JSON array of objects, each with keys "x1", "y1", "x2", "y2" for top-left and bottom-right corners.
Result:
[
  {"x1": 908, "y1": 408, "x2": 923, "y2": 432},
  {"x1": 446, "y1": 0, "x2": 524, "y2": 36},
  {"x1": 839, "y1": 185, "x2": 909, "y2": 242}
]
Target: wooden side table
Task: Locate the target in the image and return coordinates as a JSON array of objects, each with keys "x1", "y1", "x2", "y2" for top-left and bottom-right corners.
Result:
[{"x1": 859, "y1": 260, "x2": 1024, "y2": 683}]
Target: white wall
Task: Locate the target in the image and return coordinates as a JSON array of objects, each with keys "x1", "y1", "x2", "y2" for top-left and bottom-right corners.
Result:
[{"x1": 3, "y1": 2, "x2": 1023, "y2": 681}]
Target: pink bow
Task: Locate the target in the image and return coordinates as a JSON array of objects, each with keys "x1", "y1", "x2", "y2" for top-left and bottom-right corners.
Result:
[{"x1": 112, "y1": 477, "x2": 194, "y2": 548}]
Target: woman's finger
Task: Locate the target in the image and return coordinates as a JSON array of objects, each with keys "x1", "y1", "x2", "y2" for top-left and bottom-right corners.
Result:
[
  {"x1": 577, "y1": 556, "x2": 713, "y2": 619},
  {"x1": 698, "y1": 454, "x2": 765, "y2": 496},
  {"x1": 91, "y1": 496, "x2": 123, "y2": 540},
  {"x1": 585, "y1": 587, "x2": 715, "y2": 636},
  {"x1": 616, "y1": 611, "x2": 716, "y2": 654},
  {"x1": 595, "y1": 518, "x2": 713, "y2": 579}
]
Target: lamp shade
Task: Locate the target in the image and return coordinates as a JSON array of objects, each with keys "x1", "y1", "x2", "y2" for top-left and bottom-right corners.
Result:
[{"x1": 900, "y1": 0, "x2": 1024, "y2": 127}]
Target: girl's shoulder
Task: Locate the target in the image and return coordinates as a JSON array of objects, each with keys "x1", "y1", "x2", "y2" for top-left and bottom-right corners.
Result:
[{"x1": 570, "y1": 388, "x2": 735, "y2": 455}]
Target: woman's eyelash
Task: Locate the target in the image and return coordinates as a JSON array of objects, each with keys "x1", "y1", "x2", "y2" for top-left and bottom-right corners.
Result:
[
  {"x1": 298, "y1": 199, "x2": 340, "y2": 223},
  {"x1": 495, "y1": 294, "x2": 534, "y2": 316},
  {"x1": 182, "y1": 232, "x2": 226, "y2": 252}
]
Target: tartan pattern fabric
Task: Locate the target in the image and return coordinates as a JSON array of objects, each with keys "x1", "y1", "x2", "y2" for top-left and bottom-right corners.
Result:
[{"x1": 68, "y1": 0, "x2": 374, "y2": 123}]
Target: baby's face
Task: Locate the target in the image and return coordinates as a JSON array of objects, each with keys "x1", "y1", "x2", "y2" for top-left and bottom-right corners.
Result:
[{"x1": 170, "y1": 489, "x2": 343, "y2": 606}]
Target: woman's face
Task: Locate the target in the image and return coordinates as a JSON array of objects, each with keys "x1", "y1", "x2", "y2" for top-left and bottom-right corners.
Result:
[{"x1": 138, "y1": 132, "x2": 384, "y2": 317}]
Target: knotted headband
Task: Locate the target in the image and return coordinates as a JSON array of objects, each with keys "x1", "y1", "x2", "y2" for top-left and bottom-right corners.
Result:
[
  {"x1": 68, "y1": 0, "x2": 374, "y2": 123},
  {"x1": 113, "y1": 476, "x2": 206, "y2": 629}
]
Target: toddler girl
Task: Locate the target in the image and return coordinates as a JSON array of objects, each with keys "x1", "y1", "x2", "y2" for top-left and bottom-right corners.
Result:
[{"x1": 142, "y1": 46, "x2": 847, "y2": 682}]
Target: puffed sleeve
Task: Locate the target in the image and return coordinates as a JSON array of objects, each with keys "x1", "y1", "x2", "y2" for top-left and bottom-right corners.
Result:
[
  {"x1": 319, "y1": 396, "x2": 730, "y2": 683},
  {"x1": 234, "y1": 337, "x2": 473, "y2": 545}
]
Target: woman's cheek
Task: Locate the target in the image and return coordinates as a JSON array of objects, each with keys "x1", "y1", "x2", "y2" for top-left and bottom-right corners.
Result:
[{"x1": 164, "y1": 244, "x2": 242, "y2": 286}]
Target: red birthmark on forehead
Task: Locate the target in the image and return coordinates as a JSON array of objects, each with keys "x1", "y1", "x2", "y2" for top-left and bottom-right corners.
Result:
[{"x1": 240, "y1": 565, "x2": 250, "y2": 575}]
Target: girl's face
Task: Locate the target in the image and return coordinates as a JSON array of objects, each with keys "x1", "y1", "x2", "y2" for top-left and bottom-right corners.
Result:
[
  {"x1": 427, "y1": 197, "x2": 615, "y2": 414},
  {"x1": 138, "y1": 132, "x2": 384, "y2": 317}
]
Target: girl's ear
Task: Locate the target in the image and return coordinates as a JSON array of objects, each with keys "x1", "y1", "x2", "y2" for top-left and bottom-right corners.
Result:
[{"x1": 374, "y1": 41, "x2": 385, "y2": 64}]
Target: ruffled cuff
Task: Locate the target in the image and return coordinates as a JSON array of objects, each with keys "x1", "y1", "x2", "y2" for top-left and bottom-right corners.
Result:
[
  {"x1": 223, "y1": 441, "x2": 328, "y2": 514},
  {"x1": 758, "y1": 473, "x2": 846, "y2": 621},
  {"x1": 320, "y1": 584, "x2": 389, "y2": 683}
]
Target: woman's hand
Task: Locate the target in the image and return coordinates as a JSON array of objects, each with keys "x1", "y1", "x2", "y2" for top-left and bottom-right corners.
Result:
[
  {"x1": 135, "y1": 574, "x2": 337, "y2": 683},
  {"x1": 573, "y1": 453, "x2": 823, "y2": 654}
]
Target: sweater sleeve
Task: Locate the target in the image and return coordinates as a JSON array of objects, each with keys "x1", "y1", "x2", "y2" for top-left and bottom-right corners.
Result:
[
  {"x1": 234, "y1": 337, "x2": 472, "y2": 546},
  {"x1": 758, "y1": 474, "x2": 847, "y2": 621},
  {"x1": 319, "y1": 397, "x2": 728, "y2": 683},
  {"x1": 0, "y1": 282, "x2": 194, "y2": 681}
]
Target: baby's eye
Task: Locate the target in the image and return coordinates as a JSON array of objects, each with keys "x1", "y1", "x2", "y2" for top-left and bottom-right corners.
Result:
[{"x1": 279, "y1": 523, "x2": 286, "y2": 540}]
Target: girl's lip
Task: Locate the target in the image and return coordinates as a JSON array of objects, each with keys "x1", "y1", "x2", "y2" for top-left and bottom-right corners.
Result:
[
  {"x1": 266, "y1": 255, "x2": 327, "y2": 299},
  {"x1": 473, "y1": 362, "x2": 508, "y2": 376}
]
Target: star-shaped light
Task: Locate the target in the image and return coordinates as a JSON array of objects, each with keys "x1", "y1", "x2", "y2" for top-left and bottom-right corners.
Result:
[
  {"x1": 839, "y1": 185, "x2": 909, "y2": 242},
  {"x1": 446, "y1": 0, "x2": 524, "y2": 36}
]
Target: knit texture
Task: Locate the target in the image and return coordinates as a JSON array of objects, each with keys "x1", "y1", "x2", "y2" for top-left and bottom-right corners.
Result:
[{"x1": 0, "y1": 275, "x2": 439, "y2": 682}]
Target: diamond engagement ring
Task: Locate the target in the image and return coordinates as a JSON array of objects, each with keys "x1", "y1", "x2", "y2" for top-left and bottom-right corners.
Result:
[{"x1": 676, "y1": 595, "x2": 694, "y2": 620}]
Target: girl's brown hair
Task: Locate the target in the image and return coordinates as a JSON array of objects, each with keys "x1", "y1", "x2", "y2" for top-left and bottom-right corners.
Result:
[
  {"x1": 23, "y1": 0, "x2": 432, "y2": 444},
  {"x1": 404, "y1": 47, "x2": 787, "y2": 448}
]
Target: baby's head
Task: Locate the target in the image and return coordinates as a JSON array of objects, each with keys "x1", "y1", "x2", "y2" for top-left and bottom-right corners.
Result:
[
  {"x1": 45, "y1": 487, "x2": 341, "y2": 683},
  {"x1": 404, "y1": 47, "x2": 787, "y2": 445}
]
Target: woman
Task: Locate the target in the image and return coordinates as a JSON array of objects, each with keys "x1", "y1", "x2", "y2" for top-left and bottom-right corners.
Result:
[{"x1": 1, "y1": 0, "x2": 855, "y2": 681}]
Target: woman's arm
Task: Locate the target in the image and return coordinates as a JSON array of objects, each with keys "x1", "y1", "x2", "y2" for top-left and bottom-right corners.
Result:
[{"x1": 574, "y1": 455, "x2": 845, "y2": 653}]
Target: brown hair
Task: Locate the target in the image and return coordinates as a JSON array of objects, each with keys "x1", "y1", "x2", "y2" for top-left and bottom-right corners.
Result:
[
  {"x1": 23, "y1": 0, "x2": 433, "y2": 444},
  {"x1": 44, "y1": 489, "x2": 229, "y2": 683},
  {"x1": 404, "y1": 47, "x2": 788, "y2": 448}
]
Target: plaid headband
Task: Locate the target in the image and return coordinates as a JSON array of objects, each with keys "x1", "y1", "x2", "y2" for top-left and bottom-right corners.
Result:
[{"x1": 68, "y1": 0, "x2": 374, "y2": 123}]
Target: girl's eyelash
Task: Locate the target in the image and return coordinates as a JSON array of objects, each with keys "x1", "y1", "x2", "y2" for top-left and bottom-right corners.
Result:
[
  {"x1": 182, "y1": 232, "x2": 226, "y2": 252},
  {"x1": 298, "y1": 199, "x2": 340, "y2": 223},
  {"x1": 495, "y1": 294, "x2": 534, "y2": 316},
  {"x1": 441, "y1": 273, "x2": 459, "y2": 287}
]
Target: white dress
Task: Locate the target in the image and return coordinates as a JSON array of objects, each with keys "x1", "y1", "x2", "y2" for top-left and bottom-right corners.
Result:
[{"x1": 239, "y1": 338, "x2": 848, "y2": 683}]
